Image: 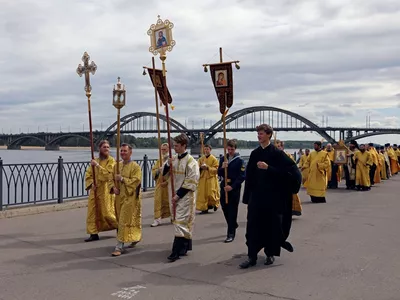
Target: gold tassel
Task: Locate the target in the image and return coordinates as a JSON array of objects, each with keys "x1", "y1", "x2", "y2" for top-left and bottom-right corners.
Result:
[{"x1": 171, "y1": 104, "x2": 175, "y2": 110}]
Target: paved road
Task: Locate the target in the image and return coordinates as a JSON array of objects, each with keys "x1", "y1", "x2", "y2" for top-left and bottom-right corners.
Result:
[{"x1": 1, "y1": 177, "x2": 400, "y2": 300}]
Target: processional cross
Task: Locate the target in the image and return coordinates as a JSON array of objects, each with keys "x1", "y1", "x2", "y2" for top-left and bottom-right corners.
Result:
[{"x1": 76, "y1": 52, "x2": 98, "y2": 94}]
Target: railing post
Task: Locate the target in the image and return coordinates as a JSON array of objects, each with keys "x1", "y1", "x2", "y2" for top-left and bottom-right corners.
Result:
[
  {"x1": 142, "y1": 154, "x2": 148, "y2": 192},
  {"x1": 57, "y1": 156, "x2": 64, "y2": 204},
  {"x1": 0, "y1": 157, "x2": 3, "y2": 211}
]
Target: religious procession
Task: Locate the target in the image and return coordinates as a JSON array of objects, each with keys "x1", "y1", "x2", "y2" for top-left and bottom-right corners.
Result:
[{"x1": 77, "y1": 16, "x2": 400, "y2": 270}]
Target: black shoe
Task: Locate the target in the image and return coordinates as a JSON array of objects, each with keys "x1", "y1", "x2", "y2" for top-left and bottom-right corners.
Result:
[
  {"x1": 292, "y1": 211, "x2": 302, "y2": 216},
  {"x1": 224, "y1": 235, "x2": 234, "y2": 243},
  {"x1": 213, "y1": 206, "x2": 218, "y2": 212},
  {"x1": 200, "y1": 210, "x2": 209, "y2": 214},
  {"x1": 282, "y1": 241, "x2": 294, "y2": 252},
  {"x1": 84, "y1": 234, "x2": 99, "y2": 242},
  {"x1": 224, "y1": 237, "x2": 234, "y2": 243},
  {"x1": 239, "y1": 259, "x2": 257, "y2": 269},
  {"x1": 264, "y1": 256, "x2": 275, "y2": 265},
  {"x1": 167, "y1": 252, "x2": 180, "y2": 262}
]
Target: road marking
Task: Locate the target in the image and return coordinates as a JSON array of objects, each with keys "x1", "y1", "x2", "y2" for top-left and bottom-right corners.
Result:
[{"x1": 111, "y1": 285, "x2": 146, "y2": 299}]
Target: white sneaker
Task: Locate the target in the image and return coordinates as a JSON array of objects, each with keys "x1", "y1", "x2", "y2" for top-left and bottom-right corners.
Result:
[{"x1": 151, "y1": 218, "x2": 161, "y2": 227}]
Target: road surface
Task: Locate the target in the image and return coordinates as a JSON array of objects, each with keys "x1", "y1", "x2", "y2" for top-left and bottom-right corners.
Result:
[{"x1": 1, "y1": 177, "x2": 400, "y2": 300}]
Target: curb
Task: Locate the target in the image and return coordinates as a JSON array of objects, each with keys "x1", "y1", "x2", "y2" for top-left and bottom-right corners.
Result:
[{"x1": 0, "y1": 190, "x2": 154, "y2": 220}]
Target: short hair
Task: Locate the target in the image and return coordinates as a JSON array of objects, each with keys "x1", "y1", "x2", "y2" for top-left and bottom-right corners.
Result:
[
  {"x1": 161, "y1": 143, "x2": 169, "y2": 148},
  {"x1": 121, "y1": 143, "x2": 133, "y2": 150},
  {"x1": 98, "y1": 140, "x2": 110, "y2": 149},
  {"x1": 204, "y1": 144, "x2": 212, "y2": 149},
  {"x1": 256, "y1": 124, "x2": 273, "y2": 135},
  {"x1": 173, "y1": 133, "x2": 189, "y2": 147},
  {"x1": 227, "y1": 139, "x2": 237, "y2": 149},
  {"x1": 314, "y1": 141, "x2": 322, "y2": 147}
]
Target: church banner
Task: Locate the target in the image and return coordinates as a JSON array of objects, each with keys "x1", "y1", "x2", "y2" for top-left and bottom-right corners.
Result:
[
  {"x1": 147, "y1": 68, "x2": 173, "y2": 105},
  {"x1": 209, "y1": 63, "x2": 233, "y2": 114}
]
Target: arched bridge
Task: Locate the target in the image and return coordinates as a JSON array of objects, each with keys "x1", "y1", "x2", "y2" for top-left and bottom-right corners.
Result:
[{"x1": 1, "y1": 106, "x2": 400, "y2": 150}]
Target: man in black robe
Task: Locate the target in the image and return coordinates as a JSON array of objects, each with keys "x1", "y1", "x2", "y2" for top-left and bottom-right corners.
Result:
[{"x1": 239, "y1": 124, "x2": 302, "y2": 269}]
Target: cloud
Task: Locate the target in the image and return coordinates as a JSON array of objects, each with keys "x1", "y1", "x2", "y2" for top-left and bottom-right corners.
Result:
[{"x1": 1, "y1": 0, "x2": 400, "y2": 144}]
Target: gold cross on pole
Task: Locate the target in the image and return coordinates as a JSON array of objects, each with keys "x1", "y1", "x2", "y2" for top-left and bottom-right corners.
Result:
[{"x1": 76, "y1": 52, "x2": 97, "y2": 94}]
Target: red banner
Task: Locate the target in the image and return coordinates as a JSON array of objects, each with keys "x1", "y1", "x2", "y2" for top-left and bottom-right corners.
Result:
[
  {"x1": 147, "y1": 68, "x2": 173, "y2": 105},
  {"x1": 209, "y1": 63, "x2": 233, "y2": 114}
]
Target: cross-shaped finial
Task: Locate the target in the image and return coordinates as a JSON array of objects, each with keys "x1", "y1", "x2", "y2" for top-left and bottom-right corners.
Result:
[
  {"x1": 76, "y1": 51, "x2": 97, "y2": 93},
  {"x1": 157, "y1": 15, "x2": 161, "y2": 19}
]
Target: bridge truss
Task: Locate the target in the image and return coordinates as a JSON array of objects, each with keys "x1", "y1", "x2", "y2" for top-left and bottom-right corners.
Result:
[{"x1": 1, "y1": 106, "x2": 400, "y2": 149}]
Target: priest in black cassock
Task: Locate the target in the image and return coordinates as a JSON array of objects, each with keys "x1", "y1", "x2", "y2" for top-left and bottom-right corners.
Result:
[{"x1": 239, "y1": 124, "x2": 302, "y2": 269}]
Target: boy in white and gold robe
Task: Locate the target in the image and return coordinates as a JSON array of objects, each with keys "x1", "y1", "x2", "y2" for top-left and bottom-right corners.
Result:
[{"x1": 162, "y1": 133, "x2": 200, "y2": 262}]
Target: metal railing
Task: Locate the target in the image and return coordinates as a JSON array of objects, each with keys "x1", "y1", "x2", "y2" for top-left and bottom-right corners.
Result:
[
  {"x1": 0, "y1": 155, "x2": 157, "y2": 211},
  {"x1": 0, "y1": 154, "x2": 253, "y2": 211}
]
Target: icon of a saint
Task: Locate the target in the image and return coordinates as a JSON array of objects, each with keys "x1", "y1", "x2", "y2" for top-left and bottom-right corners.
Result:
[
  {"x1": 216, "y1": 72, "x2": 227, "y2": 86},
  {"x1": 157, "y1": 31, "x2": 168, "y2": 48}
]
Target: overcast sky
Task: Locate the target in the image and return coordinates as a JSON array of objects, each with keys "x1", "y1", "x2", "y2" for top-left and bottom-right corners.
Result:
[{"x1": 1, "y1": 0, "x2": 400, "y2": 144}]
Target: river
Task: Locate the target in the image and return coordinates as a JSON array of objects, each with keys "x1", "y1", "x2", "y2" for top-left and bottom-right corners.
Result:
[{"x1": 0, "y1": 147, "x2": 300, "y2": 164}]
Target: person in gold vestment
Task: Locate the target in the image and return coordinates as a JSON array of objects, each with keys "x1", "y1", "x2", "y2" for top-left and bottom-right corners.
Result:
[
  {"x1": 386, "y1": 144, "x2": 399, "y2": 175},
  {"x1": 326, "y1": 144, "x2": 339, "y2": 189},
  {"x1": 304, "y1": 141, "x2": 330, "y2": 203},
  {"x1": 151, "y1": 143, "x2": 171, "y2": 227},
  {"x1": 111, "y1": 143, "x2": 142, "y2": 257},
  {"x1": 394, "y1": 144, "x2": 400, "y2": 165},
  {"x1": 354, "y1": 144, "x2": 373, "y2": 191},
  {"x1": 368, "y1": 143, "x2": 381, "y2": 184},
  {"x1": 277, "y1": 141, "x2": 302, "y2": 216},
  {"x1": 367, "y1": 143, "x2": 379, "y2": 185},
  {"x1": 298, "y1": 149, "x2": 310, "y2": 186},
  {"x1": 383, "y1": 145, "x2": 392, "y2": 178},
  {"x1": 378, "y1": 146, "x2": 387, "y2": 180},
  {"x1": 163, "y1": 133, "x2": 200, "y2": 262},
  {"x1": 196, "y1": 144, "x2": 220, "y2": 214},
  {"x1": 84, "y1": 140, "x2": 118, "y2": 242},
  {"x1": 394, "y1": 144, "x2": 400, "y2": 164}
]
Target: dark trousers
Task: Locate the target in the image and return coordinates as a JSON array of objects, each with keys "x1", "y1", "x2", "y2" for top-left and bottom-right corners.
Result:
[
  {"x1": 343, "y1": 165, "x2": 356, "y2": 189},
  {"x1": 310, "y1": 196, "x2": 326, "y2": 203},
  {"x1": 369, "y1": 163, "x2": 377, "y2": 185},
  {"x1": 220, "y1": 188, "x2": 241, "y2": 237},
  {"x1": 328, "y1": 162, "x2": 338, "y2": 188},
  {"x1": 171, "y1": 236, "x2": 192, "y2": 256},
  {"x1": 385, "y1": 162, "x2": 390, "y2": 178}
]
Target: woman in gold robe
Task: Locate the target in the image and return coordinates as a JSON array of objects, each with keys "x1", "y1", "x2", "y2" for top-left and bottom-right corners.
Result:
[
  {"x1": 196, "y1": 144, "x2": 220, "y2": 213},
  {"x1": 304, "y1": 141, "x2": 330, "y2": 203},
  {"x1": 84, "y1": 140, "x2": 118, "y2": 242},
  {"x1": 354, "y1": 144, "x2": 373, "y2": 191},
  {"x1": 111, "y1": 143, "x2": 142, "y2": 257},
  {"x1": 151, "y1": 143, "x2": 171, "y2": 227}
]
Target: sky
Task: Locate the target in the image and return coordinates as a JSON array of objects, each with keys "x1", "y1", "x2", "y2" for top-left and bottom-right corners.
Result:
[{"x1": 1, "y1": 0, "x2": 400, "y2": 144}]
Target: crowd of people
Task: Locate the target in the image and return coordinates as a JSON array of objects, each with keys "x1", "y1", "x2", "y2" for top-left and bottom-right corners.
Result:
[{"x1": 83, "y1": 126, "x2": 400, "y2": 268}]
